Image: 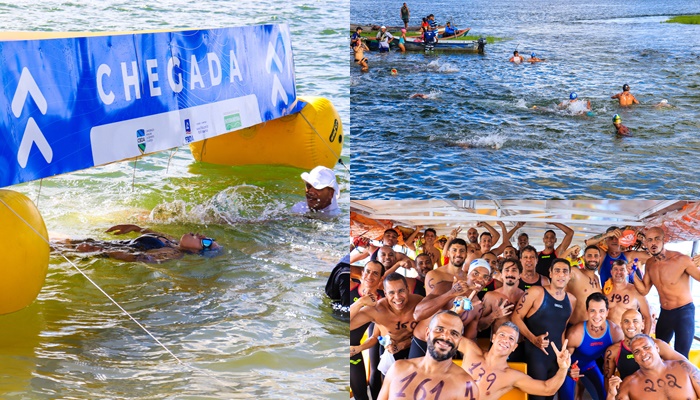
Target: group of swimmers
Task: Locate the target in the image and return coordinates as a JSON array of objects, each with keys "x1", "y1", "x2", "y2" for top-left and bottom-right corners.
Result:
[{"x1": 349, "y1": 222, "x2": 700, "y2": 400}]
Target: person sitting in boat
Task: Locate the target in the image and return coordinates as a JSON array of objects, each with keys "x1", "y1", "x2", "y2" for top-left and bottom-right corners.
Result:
[
  {"x1": 54, "y1": 225, "x2": 221, "y2": 263},
  {"x1": 612, "y1": 114, "x2": 630, "y2": 136},
  {"x1": 376, "y1": 26, "x2": 394, "y2": 53},
  {"x1": 510, "y1": 50, "x2": 525, "y2": 63},
  {"x1": 291, "y1": 165, "x2": 341, "y2": 218},
  {"x1": 425, "y1": 14, "x2": 439, "y2": 43},
  {"x1": 529, "y1": 52, "x2": 545, "y2": 63},
  {"x1": 441, "y1": 22, "x2": 469, "y2": 38}
]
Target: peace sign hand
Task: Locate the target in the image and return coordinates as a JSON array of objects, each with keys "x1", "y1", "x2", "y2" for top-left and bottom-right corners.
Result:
[
  {"x1": 551, "y1": 339, "x2": 571, "y2": 369},
  {"x1": 493, "y1": 299, "x2": 515, "y2": 319},
  {"x1": 450, "y1": 226, "x2": 462, "y2": 238}
]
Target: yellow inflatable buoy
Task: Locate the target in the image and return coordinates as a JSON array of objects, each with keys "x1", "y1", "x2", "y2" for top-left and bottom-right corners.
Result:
[
  {"x1": 0, "y1": 190, "x2": 49, "y2": 315},
  {"x1": 190, "y1": 96, "x2": 343, "y2": 170}
]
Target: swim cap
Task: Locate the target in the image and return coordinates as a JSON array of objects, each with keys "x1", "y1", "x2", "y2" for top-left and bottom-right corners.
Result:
[
  {"x1": 531, "y1": 52, "x2": 536, "y2": 58},
  {"x1": 401, "y1": 28, "x2": 406, "y2": 33},
  {"x1": 569, "y1": 92, "x2": 578, "y2": 100},
  {"x1": 391, "y1": 68, "x2": 398, "y2": 75},
  {"x1": 613, "y1": 114, "x2": 621, "y2": 123},
  {"x1": 623, "y1": 84, "x2": 630, "y2": 91},
  {"x1": 380, "y1": 25, "x2": 386, "y2": 29},
  {"x1": 468, "y1": 258, "x2": 491, "y2": 275}
]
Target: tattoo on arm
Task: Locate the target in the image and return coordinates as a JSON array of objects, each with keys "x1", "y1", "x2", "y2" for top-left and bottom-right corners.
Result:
[{"x1": 515, "y1": 292, "x2": 529, "y2": 314}]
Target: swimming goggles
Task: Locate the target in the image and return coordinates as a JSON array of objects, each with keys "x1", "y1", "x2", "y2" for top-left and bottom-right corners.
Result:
[{"x1": 201, "y1": 237, "x2": 215, "y2": 250}]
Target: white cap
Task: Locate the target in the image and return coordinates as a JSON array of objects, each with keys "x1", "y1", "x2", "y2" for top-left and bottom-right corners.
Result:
[
  {"x1": 301, "y1": 166, "x2": 339, "y2": 199},
  {"x1": 380, "y1": 25, "x2": 386, "y2": 29},
  {"x1": 468, "y1": 258, "x2": 491, "y2": 274}
]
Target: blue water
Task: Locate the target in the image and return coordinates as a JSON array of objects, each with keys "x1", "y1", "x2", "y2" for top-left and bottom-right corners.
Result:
[
  {"x1": 350, "y1": 0, "x2": 700, "y2": 198},
  {"x1": 0, "y1": 1, "x2": 349, "y2": 398}
]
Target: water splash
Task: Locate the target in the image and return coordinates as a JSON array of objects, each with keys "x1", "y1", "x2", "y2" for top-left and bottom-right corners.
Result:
[
  {"x1": 149, "y1": 185, "x2": 288, "y2": 225},
  {"x1": 426, "y1": 59, "x2": 460, "y2": 73}
]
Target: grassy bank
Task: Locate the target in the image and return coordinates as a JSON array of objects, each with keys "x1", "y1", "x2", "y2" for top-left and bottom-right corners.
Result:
[{"x1": 665, "y1": 15, "x2": 700, "y2": 24}]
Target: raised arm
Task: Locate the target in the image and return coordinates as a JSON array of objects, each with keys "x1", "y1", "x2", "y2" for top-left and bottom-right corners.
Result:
[
  {"x1": 404, "y1": 226, "x2": 423, "y2": 251},
  {"x1": 443, "y1": 226, "x2": 462, "y2": 257},
  {"x1": 633, "y1": 261, "x2": 652, "y2": 295},
  {"x1": 683, "y1": 254, "x2": 700, "y2": 282},
  {"x1": 413, "y1": 279, "x2": 468, "y2": 321},
  {"x1": 585, "y1": 228, "x2": 618, "y2": 248},
  {"x1": 491, "y1": 221, "x2": 525, "y2": 256},
  {"x1": 477, "y1": 221, "x2": 500, "y2": 246},
  {"x1": 552, "y1": 223, "x2": 574, "y2": 255},
  {"x1": 350, "y1": 296, "x2": 378, "y2": 330}
]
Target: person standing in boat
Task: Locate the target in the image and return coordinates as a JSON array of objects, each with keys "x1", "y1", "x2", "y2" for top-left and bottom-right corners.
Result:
[
  {"x1": 376, "y1": 26, "x2": 394, "y2": 53},
  {"x1": 400, "y1": 3, "x2": 410, "y2": 30}
]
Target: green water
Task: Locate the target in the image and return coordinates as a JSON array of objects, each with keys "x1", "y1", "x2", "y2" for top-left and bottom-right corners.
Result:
[{"x1": 0, "y1": 0, "x2": 350, "y2": 398}]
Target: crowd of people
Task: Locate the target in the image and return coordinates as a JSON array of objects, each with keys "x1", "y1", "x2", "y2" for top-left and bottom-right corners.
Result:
[{"x1": 337, "y1": 222, "x2": 700, "y2": 400}]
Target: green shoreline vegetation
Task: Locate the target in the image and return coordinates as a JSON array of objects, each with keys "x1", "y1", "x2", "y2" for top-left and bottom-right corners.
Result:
[{"x1": 665, "y1": 15, "x2": 700, "y2": 24}]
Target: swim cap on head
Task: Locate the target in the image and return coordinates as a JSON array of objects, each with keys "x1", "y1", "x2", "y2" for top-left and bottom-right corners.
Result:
[
  {"x1": 531, "y1": 52, "x2": 536, "y2": 57},
  {"x1": 391, "y1": 68, "x2": 398, "y2": 75},
  {"x1": 570, "y1": 92, "x2": 578, "y2": 100},
  {"x1": 613, "y1": 114, "x2": 621, "y2": 123},
  {"x1": 401, "y1": 28, "x2": 406, "y2": 33},
  {"x1": 623, "y1": 84, "x2": 630, "y2": 91},
  {"x1": 468, "y1": 258, "x2": 491, "y2": 275},
  {"x1": 380, "y1": 25, "x2": 386, "y2": 29}
]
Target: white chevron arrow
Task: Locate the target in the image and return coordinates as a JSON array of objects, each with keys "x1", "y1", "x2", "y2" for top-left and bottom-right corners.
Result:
[
  {"x1": 12, "y1": 67, "x2": 48, "y2": 117},
  {"x1": 17, "y1": 117, "x2": 53, "y2": 168},
  {"x1": 11, "y1": 67, "x2": 52, "y2": 168}
]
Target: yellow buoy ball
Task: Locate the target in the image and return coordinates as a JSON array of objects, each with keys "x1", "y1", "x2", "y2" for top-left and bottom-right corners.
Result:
[
  {"x1": 190, "y1": 96, "x2": 343, "y2": 170},
  {"x1": 0, "y1": 189, "x2": 49, "y2": 315}
]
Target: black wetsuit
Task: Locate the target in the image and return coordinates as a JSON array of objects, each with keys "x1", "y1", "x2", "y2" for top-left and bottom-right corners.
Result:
[
  {"x1": 412, "y1": 279, "x2": 426, "y2": 297},
  {"x1": 350, "y1": 282, "x2": 383, "y2": 400},
  {"x1": 536, "y1": 250, "x2": 557, "y2": 279},
  {"x1": 518, "y1": 274, "x2": 545, "y2": 291},
  {"x1": 616, "y1": 341, "x2": 639, "y2": 380},
  {"x1": 656, "y1": 302, "x2": 695, "y2": 358},
  {"x1": 523, "y1": 288, "x2": 572, "y2": 400}
]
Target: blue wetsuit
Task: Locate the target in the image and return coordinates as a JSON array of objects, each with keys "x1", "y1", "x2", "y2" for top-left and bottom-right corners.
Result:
[
  {"x1": 599, "y1": 252, "x2": 627, "y2": 287},
  {"x1": 523, "y1": 288, "x2": 572, "y2": 400},
  {"x1": 559, "y1": 321, "x2": 614, "y2": 400}
]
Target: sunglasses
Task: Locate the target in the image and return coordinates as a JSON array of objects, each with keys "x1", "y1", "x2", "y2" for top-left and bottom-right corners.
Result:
[{"x1": 201, "y1": 238, "x2": 215, "y2": 249}]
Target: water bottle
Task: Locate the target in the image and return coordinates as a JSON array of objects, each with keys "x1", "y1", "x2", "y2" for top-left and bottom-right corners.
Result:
[
  {"x1": 631, "y1": 258, "x2": 643, "y2": 280},
  {"x1": 378, "y1": 335, "x2": 392, "y2": 347},
  {"x1": 453, "y1": 297, "x2": 473, "y2": 311}
]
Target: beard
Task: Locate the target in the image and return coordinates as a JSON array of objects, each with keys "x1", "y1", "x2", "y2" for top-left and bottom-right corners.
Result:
[
  {"x1": 584, "y1": 261, "x2": 598, "y2": 271},
  {"x1": 505, "y1": 276, "x2": 517, "y2": 286},
  {"x1": 427, "y1": 338, "x2": 457, "y2": 361}
]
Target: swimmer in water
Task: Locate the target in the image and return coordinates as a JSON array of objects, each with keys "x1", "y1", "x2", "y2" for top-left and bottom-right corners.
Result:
[
  {"x1": 353, "y1": 39, "x2": 370, "y2": 72},
  {"x1": 558, "y1": 92, "x2": 591, "y2": 114},
  {"x1": 529, "y1": 52, "x2": 545, "y2": 63},
  {"x1": 611, "y1": 84, "x2": 640, "y2": 106},
  {"x1": 53, "y1": 225, "x2": 221, "y2": 263},
  {"x1": 410, "y1": 93, "x2": 430, "y2": 99},
  {"x1": 654, "y1": 99, "x2": 671, "y2": 109},
  {"x1": 510, "y1": 50, "x2": 524, "y2": 63},
  {"x1": 612, "y1": 114, "x2": 630, "y2": 136}
]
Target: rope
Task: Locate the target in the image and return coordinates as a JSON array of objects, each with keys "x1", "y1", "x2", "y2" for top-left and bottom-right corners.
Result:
[
  {"x1": 166, "y1": 148, "x2": 178, "y2": 174},
  {"x1": 297, "y1": 108, "x2": 349, "y2": 174},
  {"x1": 35, "y1": 178, "x2": 43, "y2": 209},
  {"x1": 131, "y1": 157, "x2": 138, "y2": 192},
  {"x1": 0, "y1": 197, "x2": 235, "y2": 390}
]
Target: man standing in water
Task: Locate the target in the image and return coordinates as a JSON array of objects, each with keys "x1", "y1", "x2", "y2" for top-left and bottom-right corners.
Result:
[
  {"x1": 611, "y1": 84, "x2": 639, "y2": 106},
  {"x1": 633, "y1": 226, "x2": 700, "y2": 358},
  {"x1": 512, "y1": 258, "x2": 576, "y2": 400},
  {"x1": 376, "y1": 26, "x2": 394, "y2": 53},
  {"x1": 378, "y1": 311, "x2": 479, "y2": 400},
  {"x1": 612, "y1": 114, "x2": 630, "y2": 136},
  {"x1": 400, "y1": 3, "x2": 410, "y2": 29},
  {"x1": 291, "y1": 166, "x2": 340, "y2": 217}
]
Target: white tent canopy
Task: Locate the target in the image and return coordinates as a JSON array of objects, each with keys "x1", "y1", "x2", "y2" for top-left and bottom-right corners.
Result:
[{"x1": 351, "y1": 200, "x2": 694, "y2": 249}]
